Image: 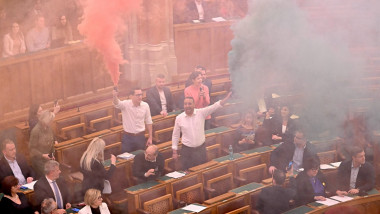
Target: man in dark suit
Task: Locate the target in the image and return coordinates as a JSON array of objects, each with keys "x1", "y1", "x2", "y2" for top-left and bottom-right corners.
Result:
[
  {"x1": 146, "y1": 74, "x2": 174, "y2": 117},
  {"x1": 132, "y1": 145, "x2": 164, "y2": 184},
  {"x1": 33, "y1": 160, "x2": 71, "y2": 211},
  {"x1": 0, "y1": 139, "x2": 35, "y2": 187},
  {"x1": 256, "y1": 169, "x2": 295, "y2": 214},
  {"x1": 335, "y1": 146, "x2": 375, "y2": 196},
  {"x1": 184, "y1": 0, "x2": 216, "y2": 22},
  {"x1": 269, "y1": 129, "x2": 317, "y2": 174}
]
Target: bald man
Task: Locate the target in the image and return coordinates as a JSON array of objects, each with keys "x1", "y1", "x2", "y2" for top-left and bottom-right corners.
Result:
[{"x1": 132, "y1": 145, "x2": 164, "y2": 183}]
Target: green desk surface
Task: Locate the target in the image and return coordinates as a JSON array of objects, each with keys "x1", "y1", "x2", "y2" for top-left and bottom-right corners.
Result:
[
  {"x1": 271, "y1": 143, "x2": 281, "y2": 148},
  {"x1": 103, "y1": 159, "x2": 120, "y2": 167},
  {"x1": 230, "y1": 182, "x2": 264, "y2": 194},
  {"x1": 308, "y1": 201, "x2": 324, "y2": 207},
  {"x1": 205, "y1": 126, "x2": 229, "y2": 134},
  {"x1": 168, "y1": 110, "x2": 183, "y2": 116},
  {"x1": 125, "y1": 180, "x2": 160, "y2": 192},
  {"x1": 283, "y1": 205, "x2": 314, "y2": 214},
  {"x1": 348, "y1": 188, "x2": 380, "y2": 197},
  {"x1": 131, "y1": 150, "x2": 144, "y2": 155},
  {"x1": 168, "y1": 203, "x2": 206, "y2": 214},
  {"x1": 242, "y1": 146, "x2": 272, "y2": 155},
  {"x1": 213, "y1": 153, "x2": 244, "y2": 162}
]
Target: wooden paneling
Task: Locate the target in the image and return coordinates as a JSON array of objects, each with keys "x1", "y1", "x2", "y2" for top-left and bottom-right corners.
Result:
[
  {"x1": 0, "y1": 43, "x2": 113, "y2": 118},
  {"x1": 174, "y1": 21, "x2": 233, "y2": 74}
]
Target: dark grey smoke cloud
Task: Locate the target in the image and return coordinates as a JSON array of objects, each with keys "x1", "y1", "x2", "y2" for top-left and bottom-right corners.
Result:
[{"x1": 228, "y1": 0, "x2": 380, "y2": 138}]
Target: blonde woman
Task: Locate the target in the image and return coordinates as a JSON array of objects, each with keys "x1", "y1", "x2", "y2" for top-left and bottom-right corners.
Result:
[
  {"x1": 235, "y1": 111, "x2": 258, "y2": 152},
  {"x1": 79, "y1": 189, "x2": 110, "y2": 214},
  {"x1": 80, "y1": 137, "x2": 116, "y2": 195}
]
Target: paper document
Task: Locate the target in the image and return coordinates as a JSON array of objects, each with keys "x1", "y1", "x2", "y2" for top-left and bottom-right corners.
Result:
[
  {"x1": 330, "y1": 195, "x2": 353, "y2": 202},
  {"x1": 117, "y1": 152, "x2": 135, "y2": 160},
  {"x1": 192, "y1": 20, "x2": 200, "y2": 23},
  {"x1": 320, "y1": 164, "x2": 336, "y2": 170},
  {"x1": 212, "y1": 17, "x2": 226, "y2": 22},
  {"x1": 166, "y1": 171, "x2": 186, "y2": 179},
  {"x1": 182, "y1": 204, "x2": 207, "y2": 212},
  {"x1": 272, "y1": 93, "x2": 280, "y2": 98},
  {"x1": 330, "y1": 162, "x2": 341, "y2": 167},
  {"x1": 316, "y1": 198, "x2": 340, "y2": 206},
  {"x1": 22, "y1": 180, "x2": 37, "y2": 190}
]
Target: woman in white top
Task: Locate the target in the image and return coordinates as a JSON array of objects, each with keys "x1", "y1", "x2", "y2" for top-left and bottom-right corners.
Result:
[
  {"x1": 79, "y1": 189, "x2": 111, "y2": 214},
  {"x1": 3, "y1": 22, "x2": 26, "y2": 57}
]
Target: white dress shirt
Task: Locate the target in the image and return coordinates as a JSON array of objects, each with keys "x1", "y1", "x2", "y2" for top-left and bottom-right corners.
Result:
[
  {"x1": 172, "y1": 101, "x2": 222, "y2": 150},
  {"x1": 5, "y1": 156, "x2": 26, "y2": 185},
  {"x1": 114, "y1": 99, "x2": 153, "y2": 133},
  {"x1": 195, "y1": 0, "x2": 205, "y2": 20},
  {"x1": 158, "y1": 90, "x2": 167, "y2": 112}
]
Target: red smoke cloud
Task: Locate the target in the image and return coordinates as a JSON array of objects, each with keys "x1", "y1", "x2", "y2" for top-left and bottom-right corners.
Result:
[{"x1": 78, "y1": 0, "x2": 141, "y2": 85}]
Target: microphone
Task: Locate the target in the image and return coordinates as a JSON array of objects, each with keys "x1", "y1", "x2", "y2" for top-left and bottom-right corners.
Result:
[{"x1": 200, "y1": 86, "x2": 203, "y2": 92}]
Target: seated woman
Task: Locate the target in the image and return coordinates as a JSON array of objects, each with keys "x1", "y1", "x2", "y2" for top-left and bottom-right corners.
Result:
[
  {"x1": 235, "y1": 111, "x2": 257, "y2": 152},
  {"x1": 51, "y1": 15, "x2": 73, "y2": 47},
  {"x1": 79, "y1": 189, "x2": 111, "y2": 214},
  {"x1": 80, "y1": 137, "x2": 116, "y2": 195},
  {"x1": 2, "y1": 22, "x2": 26, "y2": 57},
  {"x1": 262, "y1": 105, "x2": 296, "y2": 145},
  {"x1": 0, "y1": 176, "x2": 35, "y2": 214},
  {"x1": 293, "y1": 157, "x2": 328, "y2": 206}
]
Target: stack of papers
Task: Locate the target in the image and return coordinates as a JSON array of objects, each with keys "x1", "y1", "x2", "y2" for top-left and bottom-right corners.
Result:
[
  {"x1": 212, "y1": 17, "x2": 226, "y2": 22},
  {"x1": 330, "y1": 162, "x2": 342, "y2": 167},
  {"x1": 330, "y1": 195, "x2": 353, "y2": 202},
  {"x1": 21, "y1": 180, "x2": 37, "y2": 190},
  {"x1": 316, "y1": 198, "x2": 340, "y2": 206},
  {"x1": 166, "y1": 171, "x2": 186, "y2": 179},
  {"x1": 117, "y1": 152, "x2": 135, "y2": 160},
  {"x1": 320, "y1": 164, "x2": 336, "y2": 170},
  {"x1": 182, "y1": 204, "x2": 207, "y2": 212}
]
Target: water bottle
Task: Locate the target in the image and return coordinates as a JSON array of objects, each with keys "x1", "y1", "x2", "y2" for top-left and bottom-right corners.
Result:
[{"x1": 229, "y1": 145, "x2": 234, "y2": 160}]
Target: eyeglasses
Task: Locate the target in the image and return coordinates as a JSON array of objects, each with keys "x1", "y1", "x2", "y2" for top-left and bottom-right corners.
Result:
[{"x1": 97, "y1": 196, "x2": 102, "y2": 200}]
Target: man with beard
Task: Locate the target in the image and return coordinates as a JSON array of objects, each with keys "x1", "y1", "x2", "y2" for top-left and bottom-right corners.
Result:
[{"x1": 172, "y1": 92, "x2": 231, "y2": 170}]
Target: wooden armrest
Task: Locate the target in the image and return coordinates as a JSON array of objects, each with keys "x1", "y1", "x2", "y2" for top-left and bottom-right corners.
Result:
[
  {"x1": 82, "y1": 129, "x2": 111, "y2": 139},
  {"x1": 90, "y1": 115, "x2": 112, "y2": 128},
  {"x1": 210, "y1": 91, "x2": 227, "y2": 97},
  {"x1": 110, "y1": 125, "x2": 123, "y2": 131},
  {"x1": 189, "y1": 160, "x2": 218, "y2": 172},
  {"x1": 203, "y1": 192, "x2": 236, "y2": 205},
  {"x1": 61, "y1": 123, "x2": 85, "y2": 133},
  {"x1": 204, "y1": 186, "x2": 215, "y2": 194},
  {"x1": 234, "y1": 176, "x2": 246, "y2": 183},
  {"x1": 172, "y1": 198, "x2": 186, "y2": 208}
]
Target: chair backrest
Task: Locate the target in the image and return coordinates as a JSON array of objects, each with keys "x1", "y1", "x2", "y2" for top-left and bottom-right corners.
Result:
[
  {"x1": 89, "y1": 115, "x2": 113, "y2": 132},
  {"x1": 205, "y1": 134, "x2": 217, "y2": 147},
  {"x1": 143, "y1": 194, "x2": 173, "y2": 214},
  {"x1": 104, "y1": 142, "x2": 122, "y2": 158},
  {"x1": 225, "y1": 205, "x2": 251, "y2": 214},
  {"x1": 165, "y1": 156, "x2": 182, "y2": 173},
  {"x1": 238, "y1": 163, "x2": 267, "y2": 185},
  {"x1": 171, "y1": 174, "x2": 200, "y2": 195},
  {"x1": 85, "y1": 109, "x2": 109, "y2": 122},
  {"x1": 152, "y1": 116, "x2": 176, "y2": 133},
  {"x1": 233, "y1": 155, "x2": 261, "y2": 176},
  {"x1": 219, "y1": 129, "x2": 239, "y2": 152},
  {"x1": 61, "y1": 123, "x2": 86, "y2": 140},
  {"x1": 154, "y1": 127, "x2": 174, "y2": 143},
  {"x1": 176, "y1": 183, "x2": 204, "y2": 205},
  {"x1": 139, "y1": 185, "x2": 168, "y2": 208},
  {"x1": 100, "y1": 131, "x2": 121, "y2": 146},
  {"x1": 202, "y1": 165, "x2": 229, "y2": 186},
  {"x1": 216, "y1": 196, "x2": 247, "y2": 214},
  {"x1": 109, "y1": 161, "x2": 131, "y2": 192},
  {"x1": 207, "y1": 173, "x2": 234, "y2": 198},
  {"x1": 317, "y1": 150, "x2": 337, "y2": 164},
  {"x1": 311, "y1": 138, "x2": 340, "y2": 153},
  {"x1": 55, "y1": 116, "x2": 82, "y2": 133},
  {"x1": 60, "y1": 141, "x2": 89, "y2": 172},
  {"x1": 214, "y1": 113, "x2": 240, "y2": 127},
  {"x1": 206, "y1": 144, "x2": 221, "y2": 161}
]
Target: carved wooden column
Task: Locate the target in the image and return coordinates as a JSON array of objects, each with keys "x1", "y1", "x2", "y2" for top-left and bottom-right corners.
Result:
[{"x1": 124, "y1": 0, "x2": 177, "y2": 88}]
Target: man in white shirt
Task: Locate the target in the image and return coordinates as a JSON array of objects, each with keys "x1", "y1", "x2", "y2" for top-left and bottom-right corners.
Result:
[
  {"x1": 172, "y1": 92, "x2": 231, "y2": 170},
  {"x1": 113, "y1": 87, "x2": 153, "y2": 152}
]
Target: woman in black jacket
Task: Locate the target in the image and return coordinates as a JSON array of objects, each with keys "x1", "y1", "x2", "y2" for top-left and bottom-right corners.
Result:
[
  {"x1": 80, "y1": 137, "x2": 116, "y2": 195},
  {"x1": 293, "y1": 157, "x2": 328, "y2": 206}
]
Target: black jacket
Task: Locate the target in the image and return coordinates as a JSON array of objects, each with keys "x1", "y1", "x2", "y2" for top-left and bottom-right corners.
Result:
[
  {"x1": 132, "y1": 152, "x2": 164, "y2": 183},
  {"x1": 262, "y1": 116, "x2": 296, "y2": 144},
  {"x1": 336, "y1": 160, "x2": 375, "y2": 192},
  {"x1": 146, "y1": 86, "x2": 174, "y2": 116},
  {"x1": 80, "y1": 159, "x2": 116, "y2": 194},
  {"x1": 270, "y1": 141, "x2": 317, "y2": 172},
  {"x1": 33, "y1": 176, "x2": 70, "y2": 210},
  {"x1": 256, "y1": 185, "x2": 295, "y2": 214},
  {"x1": 0, "y1": 154, "x2": 36, "y2": 188},
  {"x1": 292, "y1": 170, "x2": 327, "y2": 206}
]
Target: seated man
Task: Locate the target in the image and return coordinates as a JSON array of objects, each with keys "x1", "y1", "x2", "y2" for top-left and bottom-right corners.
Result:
[
  {"x1": 34, "y1": 160, "x2": 71, "y2": 211},
  {"x1": 26, "y1": 15, "x2": 50, "y2": 52},
  {"x1": 146, "y1": 74, "x2": 175, "y2": 117},
  {"x1": 0, "y1": 139, "x2": 35, "y2": 188},
  {"x1": 41, "y1": 198, "x2": 66, "y2": 214},
  {"x1": 132, "y1": 145, "x2": 164, "y2": 183},
  {"x1": 184, "y1": 0, "x2": 216, "y2": 22},
  {"x1": 335, "y1": 146, "x2": 375, "y2": 196},
  {"x1": 256, "y1": 169, "x2": 295, "y2": 214},
  {"x1": 268, "y1": 129, "x2": 317, "y2": 174}
]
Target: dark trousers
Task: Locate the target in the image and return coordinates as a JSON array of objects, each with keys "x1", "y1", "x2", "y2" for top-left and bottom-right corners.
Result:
[
  {"x1": 122, "y1": 133, "x2": 146, "y2": 153},
  {"x1": 180, "y1": 143, "x2": 207, "y2": 170}
]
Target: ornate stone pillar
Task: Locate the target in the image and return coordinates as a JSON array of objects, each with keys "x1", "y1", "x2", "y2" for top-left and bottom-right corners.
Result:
[{"x1": 124, "y1": 0, "x2": 177, "y2": 88}]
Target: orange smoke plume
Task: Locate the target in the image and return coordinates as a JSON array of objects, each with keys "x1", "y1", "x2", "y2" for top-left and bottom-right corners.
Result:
[{"x1": 78, "y1": 0, "x2": 141, "y2": 85}]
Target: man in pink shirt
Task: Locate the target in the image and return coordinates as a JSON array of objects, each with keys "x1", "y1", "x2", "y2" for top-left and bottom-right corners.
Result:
[{"x1": 184, "y1": 71, "x2": 212, "y2": 129}]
